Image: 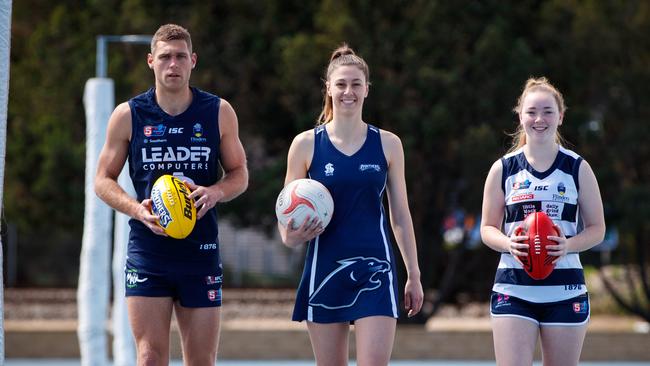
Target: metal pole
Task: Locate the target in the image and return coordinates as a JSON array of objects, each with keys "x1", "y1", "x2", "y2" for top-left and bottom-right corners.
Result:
[
  {"x1": 96, "y1": 36, "x2": 106, "y2": 78},
  {"x1": 95, "y1": 35, "x2": 152, "y2": 78}
]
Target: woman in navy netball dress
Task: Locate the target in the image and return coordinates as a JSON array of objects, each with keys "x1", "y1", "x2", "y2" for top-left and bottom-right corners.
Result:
[
  {"x1": 480, "y1": 77, "x2": 605, "y2": 366},
  {"x1": 278, "y1": 44, "x2": 423, "y2": 366}
]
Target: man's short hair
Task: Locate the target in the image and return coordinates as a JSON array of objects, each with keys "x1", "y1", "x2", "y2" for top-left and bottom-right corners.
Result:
[{"x1": 151, "y1": 24, "x2": 192, "y2": 54}]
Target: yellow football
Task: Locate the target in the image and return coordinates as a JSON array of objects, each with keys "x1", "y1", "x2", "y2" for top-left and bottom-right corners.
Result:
[{"x1": 150, "y1": 174, "x2": 196, "y2": 239}]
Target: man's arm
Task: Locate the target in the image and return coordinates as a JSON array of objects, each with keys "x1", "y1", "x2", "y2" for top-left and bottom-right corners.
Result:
[{"x1": 94, "y1": 102, "x2": 165, "y2": 235}]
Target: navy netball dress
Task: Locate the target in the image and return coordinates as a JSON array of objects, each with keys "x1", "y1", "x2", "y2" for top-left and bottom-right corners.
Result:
[
  {"x1": 126, "y1": 87, "x2": 222, "y2": 275},
  {"x1": 292, "y1": 124, "x2": 400, "y2": 323}
]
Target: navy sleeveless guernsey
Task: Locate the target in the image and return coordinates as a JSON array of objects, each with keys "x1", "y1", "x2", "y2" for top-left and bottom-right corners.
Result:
[
  {"x1": 292, "y1": 124, "x2": 399, "y2": 323},
  {"x1": 127, "y1": 87, "x2": 222, "y2": 274},
  {"x1": 493, "y1": 146, "x2": 587, "y2": 303}
]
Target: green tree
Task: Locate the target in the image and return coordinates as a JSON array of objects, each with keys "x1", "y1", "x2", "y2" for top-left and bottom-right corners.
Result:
[{"x1": 5, "y1": 2, "x2": 649, "y2": 325}]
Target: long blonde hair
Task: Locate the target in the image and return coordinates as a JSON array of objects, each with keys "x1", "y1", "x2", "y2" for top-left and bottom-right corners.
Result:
[
  {"x1": 317, "y1": 44, "x2": 370, "y2": 125},
  {"x1": 508, "y1": 77, "x2": 567, "y2": 152}
]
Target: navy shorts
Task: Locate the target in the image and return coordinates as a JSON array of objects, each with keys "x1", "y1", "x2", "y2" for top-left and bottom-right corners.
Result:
[
  {"x1": 125, "y1": 260, "x2": 223, "y2": 307},
  {"x1": 490, "y1": 291, "x2": 589, "y2": 326}
]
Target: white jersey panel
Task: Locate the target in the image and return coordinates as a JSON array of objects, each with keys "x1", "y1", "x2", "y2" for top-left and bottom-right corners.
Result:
[{"x1": 492, "y1": 146, "x2": 587, "y2": 303}]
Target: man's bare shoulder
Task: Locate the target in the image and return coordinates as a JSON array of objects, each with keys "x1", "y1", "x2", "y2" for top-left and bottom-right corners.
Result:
[{"x1": 111, "y1": 102, "x2": 132, "y2": 120}]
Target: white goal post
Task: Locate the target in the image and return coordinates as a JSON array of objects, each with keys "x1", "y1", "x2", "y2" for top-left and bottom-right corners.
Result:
[
  {"x1": 0, "y1": 0, "x2": 12, "y2": 363},
  {"x1": 78, "y1": 78, "x2": 114, "y2": 366},
  {"x1": 78, "y1": 35, "x2": 149, "y2": 366}
]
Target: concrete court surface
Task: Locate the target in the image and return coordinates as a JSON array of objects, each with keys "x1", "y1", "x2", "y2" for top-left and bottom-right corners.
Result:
[
  {"x1": 5, "y1": 361, "x2": 650, "y2": 366},
  {"x1": 4, "y1": 360, "x2": 650, "y2": 366}
]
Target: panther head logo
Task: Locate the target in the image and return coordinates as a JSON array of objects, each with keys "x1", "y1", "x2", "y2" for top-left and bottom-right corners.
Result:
[{"x1": 308, "y1": 256, "x2": 391, "y2": 309}]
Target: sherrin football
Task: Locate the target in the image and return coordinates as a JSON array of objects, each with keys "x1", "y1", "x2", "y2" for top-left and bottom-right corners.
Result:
[
  {"x1": 150, "y1": 174, "x2": 196, "y2": 239},
  {"x1": 515, "y1": 211, "x2": 558, "y2": 280},
  {"x1": 275, "y1": 178, "x2": 334, "y2": 230}
]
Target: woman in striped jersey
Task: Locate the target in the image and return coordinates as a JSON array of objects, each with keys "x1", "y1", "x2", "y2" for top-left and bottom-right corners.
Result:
[{"x1": 480, "y1": 77, "x2": 605, "y2": 366}]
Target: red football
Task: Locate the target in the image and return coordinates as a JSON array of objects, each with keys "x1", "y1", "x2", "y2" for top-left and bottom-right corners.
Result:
[{"x1": 514, "y1": 211, "x2": 558, "y2": 280}]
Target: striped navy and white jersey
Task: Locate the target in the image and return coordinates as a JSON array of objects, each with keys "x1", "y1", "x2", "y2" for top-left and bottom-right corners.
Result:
[
  {"x1": 292, "y1": 124, "x2": 399, "y2": 323},
  {"x1": 492, "y1": 145, "x2": 587, "y2": 303}
]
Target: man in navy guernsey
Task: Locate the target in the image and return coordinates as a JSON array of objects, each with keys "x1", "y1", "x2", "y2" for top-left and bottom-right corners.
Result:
[{"x1": 95, "y1": 24, "x2": 248, "y2": 365}]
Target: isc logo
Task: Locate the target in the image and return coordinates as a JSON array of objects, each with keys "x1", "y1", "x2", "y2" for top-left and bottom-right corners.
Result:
[
  {"x1": 534, "y1": 185, "x2": 549, "y2": 191},
  {"x1": 169, "y1": 127, "x2": 184, "y2": 134}
]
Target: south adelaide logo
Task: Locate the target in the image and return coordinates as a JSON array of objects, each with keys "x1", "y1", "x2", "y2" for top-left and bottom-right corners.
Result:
[
  {"x1": 143, "y1": 124, "x2": 168, "y2": 144},
  {"x1": 512, "y1": 179, "x2": 532, "y2": 190},
  {"x1": 494, "y1": 293, "x2": 511, "y2": 309},
  {"x1": 144, "y1": 124, "x2": 166, "y2": 137}
]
